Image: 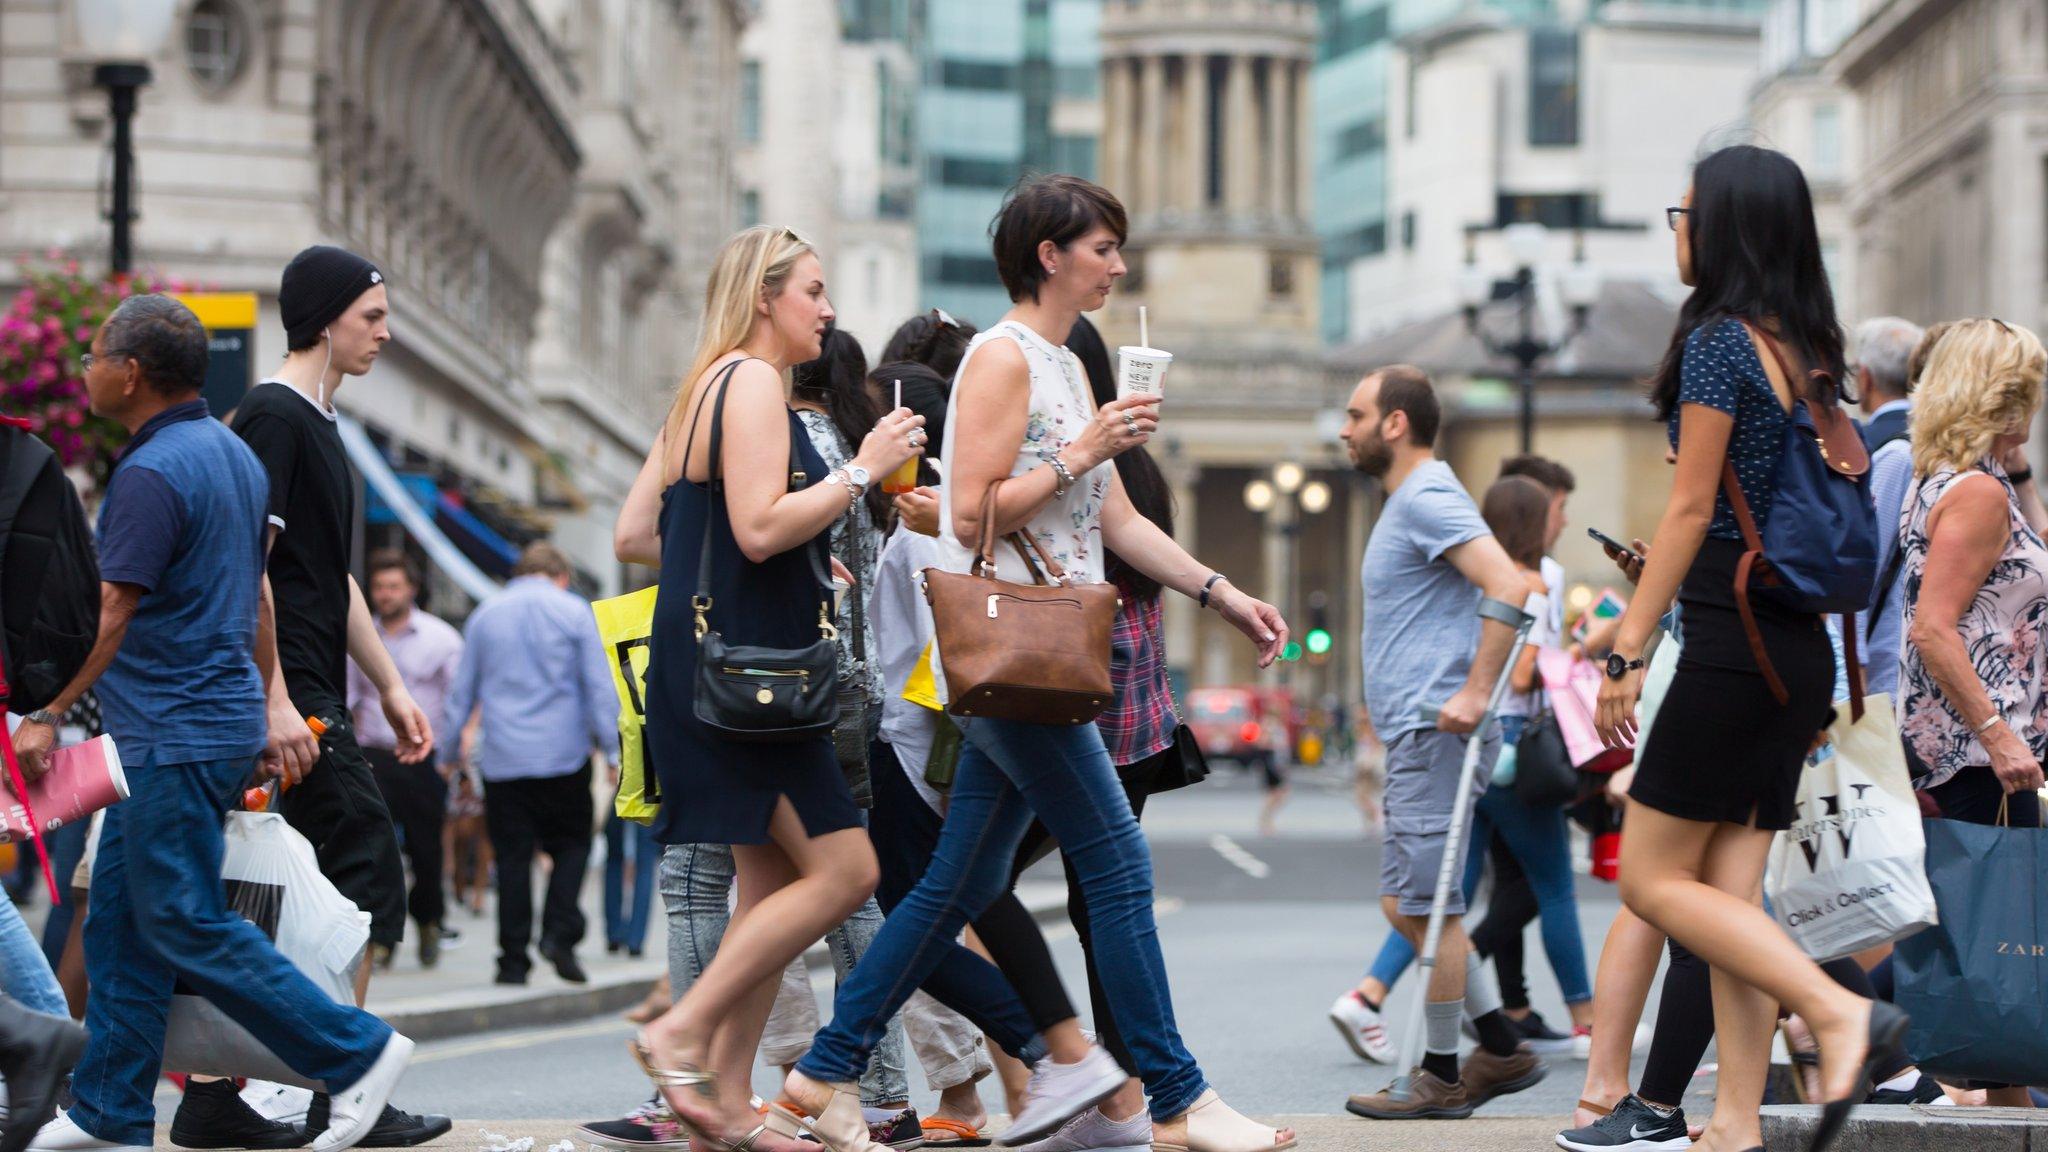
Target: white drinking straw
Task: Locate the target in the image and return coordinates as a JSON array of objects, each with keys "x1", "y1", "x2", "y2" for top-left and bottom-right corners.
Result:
[
  {"x1": 894, "y1": 378, "x2": 902, "y2": 412},
  {"x1": 1139, "y1": 306, "x2": 1149, "y2": 350}
]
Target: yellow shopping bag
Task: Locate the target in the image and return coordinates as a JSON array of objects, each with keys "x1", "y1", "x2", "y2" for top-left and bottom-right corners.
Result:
[{"x1": 592, "y1": 586, "x2": 661, "y2": 824}]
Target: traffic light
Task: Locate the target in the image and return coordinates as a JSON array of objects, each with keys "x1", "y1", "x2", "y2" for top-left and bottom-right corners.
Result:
[{"x1": 1305, "y1": 594, "x2": 1332, "y2": 661}]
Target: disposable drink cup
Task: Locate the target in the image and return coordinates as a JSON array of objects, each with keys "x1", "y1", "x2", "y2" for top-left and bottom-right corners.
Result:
[
  {"x1": 1118, "y1": 346, "x2": 1172, "y2": 400},
  {"x1": 882, "y1": 457, "x2": 919, "y2": 495}
]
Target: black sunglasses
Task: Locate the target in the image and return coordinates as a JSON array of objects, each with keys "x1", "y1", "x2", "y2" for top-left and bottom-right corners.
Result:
[{"x1": 1665, "y1": 207, "x2": 1691, "y2": 231}]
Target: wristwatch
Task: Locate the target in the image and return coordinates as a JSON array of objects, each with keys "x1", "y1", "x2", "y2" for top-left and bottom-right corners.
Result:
[
  {"x1": 1604, "y1": 653, "x2": 1646, "y2": 681},
  {"x1": 843, "y1": 464, "x2": 871, "y2": 491},
  {"x1": 22, "y1": 709, "x2": 60, "y2": 727}
]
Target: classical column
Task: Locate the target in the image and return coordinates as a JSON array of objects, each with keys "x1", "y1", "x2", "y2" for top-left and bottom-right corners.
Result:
[
  {"x1": 1225, "y1": 54, "x2": 1258, "y2": 214},
  {"x1": 1102, "y1": 56, "x2": 1132, "y2": 204},
  {"x1": 1265, "y1": 58, "x2": 1291, "y2": 217},
  {"x1": 1180, "y1": 53, "x2": 1210, "y2": 215},
  {"x1": 1138, "y1": 54, "x2": 1167, "y2": 218},
  {"x1": 1293, "y1": 60, "x2": 1314, "y2": 220}
]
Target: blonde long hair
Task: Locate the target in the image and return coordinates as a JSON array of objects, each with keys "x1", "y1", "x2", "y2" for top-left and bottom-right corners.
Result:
[
  {"x1": 665, "y1": 225, "x2": 816, "y2": 443},
  {"x1": 1911, "y1": 318, "x2": 2047, "y2": 478}
]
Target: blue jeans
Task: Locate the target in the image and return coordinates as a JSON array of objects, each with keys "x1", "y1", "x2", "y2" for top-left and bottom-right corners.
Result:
[
  {"x1": 604, "y1": 812, "x2": 657, "y2": 952},
  {"x1": 0, "y1": 896, "x2": 67, "y2": 1015},
  {"x1": 1366, "y1": 719, "x2": 1592, "y2": 1004},
  {"x1": 799, "y1": 718, "x2": 1207, "y2": 1121},
  {"x1": 68, "y1": 756, "x2": 393, "y2": 1145}
]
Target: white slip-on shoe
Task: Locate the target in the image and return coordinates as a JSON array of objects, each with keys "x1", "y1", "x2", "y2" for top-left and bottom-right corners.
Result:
[
  {"x1": 1005, "y1": 1106, "x2": 1149, "y2": 1152},
  {"x1": 999, "y1": 1047, "x2": 1126, "y2": 1148},
  {"x1": 312, "y1": 1033, "x2": 415, "y2": 1152},
  {"x1": 26, "y1": 1110, "x2": 149, "y2": 1152}
]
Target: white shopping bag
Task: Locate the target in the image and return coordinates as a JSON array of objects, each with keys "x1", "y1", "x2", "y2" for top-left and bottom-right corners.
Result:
[
  {"x1": 1766, "y1": 692, "x2": 1937, "y2": 961},
  {"x1": 161, "y1": 811, "x2": 370, "y2": 1088}
]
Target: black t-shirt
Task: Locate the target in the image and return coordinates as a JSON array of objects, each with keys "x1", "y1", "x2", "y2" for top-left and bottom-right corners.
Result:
[{"x1": 232, "y1": 380, "x2": 353, "y2": 707}]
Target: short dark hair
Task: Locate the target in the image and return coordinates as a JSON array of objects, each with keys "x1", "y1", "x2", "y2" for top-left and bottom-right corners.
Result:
[
  {"x1": 991, "y1": 174, "x2": 1129, "y2": 304},
  {"x1": 1482, "y1": 476, "x2": 1552, "y2": 570},
  {"x1": 1498, "y1": 454, "x2": 1576, "y2": 494},
  {"x1": 103, "y1": 294, "x2": 209, "y2": 397},
  {"x1": 366, "y1": 548, "x2": 420, "y2": 588},
  {"x1": 1908, "y1": 319, "x2": 1957, "y2": 390},
  {"x1": 1373, "y1": 364, "x2": 1440, "y2": 448}
]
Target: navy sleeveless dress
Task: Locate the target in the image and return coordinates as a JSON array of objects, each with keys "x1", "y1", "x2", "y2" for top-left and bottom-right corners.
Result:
[{"x1": 643, "y1": 405, "x2": 861, "y2": 846}]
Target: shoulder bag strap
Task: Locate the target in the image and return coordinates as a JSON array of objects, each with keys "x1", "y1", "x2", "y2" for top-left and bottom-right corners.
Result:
[
  {"x1": 1722, "y1": 322, "x2": 1792, "y2": 707},
  {"x1": 693, "y1": 359, "x2": 748, "y2": 630}
]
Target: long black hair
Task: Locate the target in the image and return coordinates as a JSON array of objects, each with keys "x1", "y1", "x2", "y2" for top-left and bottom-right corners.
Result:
[
  {"x1": 1066, "y1": 316, "x2": 1174, "y2": 598},
  {"x1": 1650, "y1": 145, "x2": 1845, "y2": 420},
  {"x1": 882, "y1": 309, "x2": 978, "y2": 382},
  {"x1": 793, "y1": 326, "x2": 889, "y2": 522}
]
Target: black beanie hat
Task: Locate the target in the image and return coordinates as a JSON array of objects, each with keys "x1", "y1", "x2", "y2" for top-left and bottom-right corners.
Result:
[{"x1": 280, "y1": 245, "x2": 383, "y2": 351}]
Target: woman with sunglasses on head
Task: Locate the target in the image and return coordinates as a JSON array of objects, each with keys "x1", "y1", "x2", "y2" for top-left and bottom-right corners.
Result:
[
  {"x1": 1592, "y1": 145, "x2": 1904, "y2": 1152},
  {"x1": 611, "y1": 225, "x2": 924, "y2": 1152},
  {"x1": 782, "y1": 175, "x2": 1294, "y2": 1152}
]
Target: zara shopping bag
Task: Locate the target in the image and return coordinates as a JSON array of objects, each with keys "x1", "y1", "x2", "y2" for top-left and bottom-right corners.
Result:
[
  {"x1": 1892, "y1": 809, "x2": 2048, "y2": 1086},
  {"x1": 1765, "y1": 692, "x2": 1936, "y2": 960},
  {"x1": 161, "y1": 810, "x2": 369, "y2": 1088}
]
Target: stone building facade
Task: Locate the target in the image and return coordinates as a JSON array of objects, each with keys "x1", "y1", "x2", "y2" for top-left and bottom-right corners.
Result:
[{"x1": 0, "y1": 0, "x2": 749, "y2": 602}]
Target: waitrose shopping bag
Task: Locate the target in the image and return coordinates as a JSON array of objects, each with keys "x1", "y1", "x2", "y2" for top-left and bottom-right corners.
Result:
[
  {"x1": 1892, "y1": 811, "x2": 2048, "y2": 1086},
  {"x1": 1765, "y1": 693, "x2": 1936, "y2": 960},
  {"x1": 593, "y1": 586, "x2": 660, "y2": 824},
  {"x1": 161, "y1": 811, "x2": 368, "y2": 1088}
]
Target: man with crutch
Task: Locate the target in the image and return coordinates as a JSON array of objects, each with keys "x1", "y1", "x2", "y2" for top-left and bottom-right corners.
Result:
[{"x1": 1335, "y1": 365, "x2": 1547, "y2": 1119}]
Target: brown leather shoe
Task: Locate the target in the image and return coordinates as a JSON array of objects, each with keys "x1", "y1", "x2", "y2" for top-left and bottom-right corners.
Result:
[
  {"x1": 1344, "y1": 1069, "x2": 1475, "y2": 1120},
  {"x1": 1461, "y1": 1044, "x2": 1546, "y2": 1106}
]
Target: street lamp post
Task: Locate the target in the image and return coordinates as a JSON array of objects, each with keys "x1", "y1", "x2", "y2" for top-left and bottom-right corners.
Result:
[
  {"x1": 73, "y1": 1, "x2": 178, "y2": 275},
  {"x1": 1243, "y1": 463, "x2": 1330, "y2": 683},
  {"x1": 1456, "y1": 223, "x2": 1603, "y2": 454}
]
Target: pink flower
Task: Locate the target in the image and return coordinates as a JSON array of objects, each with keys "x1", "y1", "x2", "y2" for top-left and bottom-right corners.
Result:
[
  {"x1": 73, "y1": 326, "x2": 91, "y2": 343},
  {"x1": 63, "y1": 408, "x2": 83, "y2": 427}
]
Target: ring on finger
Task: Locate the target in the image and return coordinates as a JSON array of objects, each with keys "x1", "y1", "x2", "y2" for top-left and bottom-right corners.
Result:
[{"x1": 1121, "y1": 413, "x2": 1139, "y2": 435}]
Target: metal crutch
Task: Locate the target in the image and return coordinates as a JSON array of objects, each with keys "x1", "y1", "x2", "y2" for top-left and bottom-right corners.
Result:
[{"x1": 1387, "y1": 597, "x2": 1536, "y2": 1101}]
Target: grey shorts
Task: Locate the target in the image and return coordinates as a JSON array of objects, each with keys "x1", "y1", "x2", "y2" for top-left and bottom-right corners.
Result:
[{"x1": 1379, "y1": 726, "x2": 1497, "y2": 917}]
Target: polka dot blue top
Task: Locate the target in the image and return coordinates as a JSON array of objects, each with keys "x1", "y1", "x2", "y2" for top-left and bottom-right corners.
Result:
[{"x1": 1667, "y1": 317, "x2": 1791, "y2": 541}]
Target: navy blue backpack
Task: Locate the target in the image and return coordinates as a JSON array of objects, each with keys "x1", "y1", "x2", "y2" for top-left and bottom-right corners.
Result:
[{"x1": 1723, "y1": 322, "x2": 1878, "y2": 714}]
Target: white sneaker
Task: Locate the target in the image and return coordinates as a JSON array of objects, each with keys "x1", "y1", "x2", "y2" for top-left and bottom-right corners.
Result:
[
  {"x1": 1006, "y1": 1105, "x2": 1149, "y2": 1152},
  {"x1": 999, "y1": 1047, "x2": 1126, "y2": 1148},
  {"x1": 27, "y1": 1110, "x2": 150, "y2": 1152},
  {"x1": 313, "y1": 1032, "x2": 415, "y2": 1152},
  {"x1": 1329, "y1": 990, "x2": 1397, "y2": 1064},
  {"x1": 240, "y1": 1081, "x2": 314, "y2": 1126}
]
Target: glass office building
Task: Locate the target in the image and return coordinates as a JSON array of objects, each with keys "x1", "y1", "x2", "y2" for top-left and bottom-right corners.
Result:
[{"x1": 918, "y1": 0, "x2": 1100, "y2": 325}]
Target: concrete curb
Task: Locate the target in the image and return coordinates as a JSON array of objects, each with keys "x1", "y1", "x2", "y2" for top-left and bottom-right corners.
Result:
[
  {"x1": 1760, "y1": 1104, "x2": 2048, "y2": 1151},
  {"x1": 379, "y1": 884, "x2": 1072, "y2": 1043}
]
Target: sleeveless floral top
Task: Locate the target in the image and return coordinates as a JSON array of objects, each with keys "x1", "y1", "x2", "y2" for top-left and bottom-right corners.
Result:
[
  {"x1": 1897, "y1": 459, "x2": 2048, "y2": 788},
  {"x1": 936, "y1": 320, "x2": 1110, "y2": 585}
]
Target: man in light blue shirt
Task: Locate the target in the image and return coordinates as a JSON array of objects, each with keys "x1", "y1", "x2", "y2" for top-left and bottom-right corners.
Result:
[
  {"x1": 1852, "y1": 316, "x2": 1922, "y2": 699},
  {"x1": 446, "y1": 542, "x2": 618, "y2": 986}
]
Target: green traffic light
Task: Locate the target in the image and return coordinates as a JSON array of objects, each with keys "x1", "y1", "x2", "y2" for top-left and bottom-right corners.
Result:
[
  {"x1": 1305, "y1": 628, "x2": 1332, "y2": 655},
  {"x1": 1281, "y1": 641, "x2": 1303, "y2": 662}
]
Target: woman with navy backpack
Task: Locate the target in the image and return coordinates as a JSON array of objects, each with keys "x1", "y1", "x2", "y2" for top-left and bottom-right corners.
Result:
[{"x1": 1591, "y1": 144, "x2": 1906, "y2": 1152}]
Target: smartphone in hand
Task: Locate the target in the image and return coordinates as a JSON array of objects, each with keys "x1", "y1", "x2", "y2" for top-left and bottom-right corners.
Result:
[{"x1": 1587, "y1": 527, "x2": 1642, "y2": 565}]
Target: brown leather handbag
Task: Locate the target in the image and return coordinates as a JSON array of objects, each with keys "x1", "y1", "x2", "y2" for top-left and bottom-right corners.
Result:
[{"x1": 922, "y1": 479, "x2": 1118, "y2": 725}]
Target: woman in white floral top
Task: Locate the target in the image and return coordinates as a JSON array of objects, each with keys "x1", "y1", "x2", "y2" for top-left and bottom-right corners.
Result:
[{"x1": 1899, "y1": 319, "x2": 2048, "y2": 848}]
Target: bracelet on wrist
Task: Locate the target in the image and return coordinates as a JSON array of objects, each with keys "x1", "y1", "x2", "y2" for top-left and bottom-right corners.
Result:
[
  {"x1": 1048, "y1": 454, "x2": 1076, "y2": 497},
  {"x1": 2010, "y1": 467, "x2": 2034, "y2": 486},
  {"x1": 1199, "y1": 573, "x2": 1228, "y2": 609},
  {"x1": 1975, "y1": 712, "x2": 2004, "y2": 735}
]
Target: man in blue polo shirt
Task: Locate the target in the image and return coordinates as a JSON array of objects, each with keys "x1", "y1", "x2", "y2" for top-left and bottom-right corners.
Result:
[{"x1": 13, "y1": 296, "x2": 409, "y2": 1152}]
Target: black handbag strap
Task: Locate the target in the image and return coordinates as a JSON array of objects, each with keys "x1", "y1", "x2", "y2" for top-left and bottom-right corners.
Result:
[{"x1": 682, "y1": 358, "x2": 835, "y2": 639}]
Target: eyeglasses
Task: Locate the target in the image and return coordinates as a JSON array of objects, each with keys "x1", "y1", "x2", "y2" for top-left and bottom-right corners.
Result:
[{"x1": 1666, "y1": 207, "x2": 1692, "y2": 231}]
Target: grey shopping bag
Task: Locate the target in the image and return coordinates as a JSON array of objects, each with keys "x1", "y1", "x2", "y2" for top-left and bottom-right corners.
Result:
[{"x1": 1891, "y1": 810, "x2": 2048, "y2": 1085}]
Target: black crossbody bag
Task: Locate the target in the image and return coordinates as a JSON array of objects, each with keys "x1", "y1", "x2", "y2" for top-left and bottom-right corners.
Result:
[{"x1": 686, "y1": 360, "x2": 842, "y2": 742}]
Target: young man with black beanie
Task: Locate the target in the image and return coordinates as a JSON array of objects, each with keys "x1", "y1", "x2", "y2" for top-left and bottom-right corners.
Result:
[{"x1": 187, "y1": 244, "x2": 451, "y2": 1148}]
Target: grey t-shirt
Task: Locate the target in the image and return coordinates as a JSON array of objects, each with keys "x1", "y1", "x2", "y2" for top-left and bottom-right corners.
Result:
[{"x1": 1361, "y1": 460, "x2": 1491, "y2": 739}]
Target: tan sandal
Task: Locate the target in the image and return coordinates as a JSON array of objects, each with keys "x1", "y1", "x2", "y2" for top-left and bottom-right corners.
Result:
[
  {"x1": 1151, "y1": 1090, "x2": 1295, "y2": 1152},
  {"x1": 629, "y1": 1033, "x2": 775, "y2": 1152},
  {"x1": 771, "y1": 1075, "x2": 876, "y2": 1152}
]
